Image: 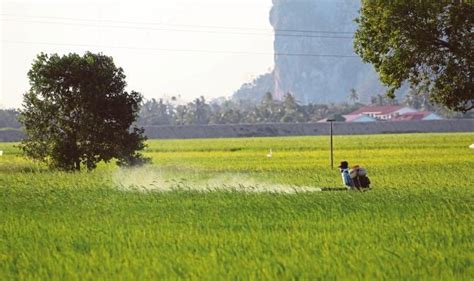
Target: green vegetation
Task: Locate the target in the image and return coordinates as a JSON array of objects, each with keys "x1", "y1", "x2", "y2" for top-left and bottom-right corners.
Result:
[
  {"x1": 20, "y1": 52, "x2": 147, "y2": 171},
  {"x1": 138, "y1": 93, "x2": 472, "y2": 127},
  {"x1": 355, "y1": 1, "x2": 473, "y2": 111},
  {"x1": 0, "y1": 109, "x2": 21, "y2": 129},
  {"x1": 1, "y1": 133, "x2": 473, "y2": 279}
]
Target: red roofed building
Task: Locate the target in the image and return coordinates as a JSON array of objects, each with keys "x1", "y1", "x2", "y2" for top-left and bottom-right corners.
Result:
[
  {"x1": 347, "y1": 105, "x2": 418, "y2": 121},
  {"x1": 319, "y1": 105, "x2": 444, "y2": 123},
  {"x1": 342, "y1": 114, "x2": 377, "y2": 122},
  {"x1": 392, "y1": 111, "x2": 443, "y2": 121}
]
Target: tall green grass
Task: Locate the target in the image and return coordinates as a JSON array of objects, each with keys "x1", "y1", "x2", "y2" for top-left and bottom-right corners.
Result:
[{"x1": 1, "y1": 133, "x2": 473, "y2": 280}]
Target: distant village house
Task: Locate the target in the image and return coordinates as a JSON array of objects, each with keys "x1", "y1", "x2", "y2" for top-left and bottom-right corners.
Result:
[{"x1": 319, "y1": 105, "x2": 443, "y2": 123}]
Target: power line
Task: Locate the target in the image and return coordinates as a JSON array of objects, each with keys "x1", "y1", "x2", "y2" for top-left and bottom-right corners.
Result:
[
  {"x1": 0, "y1": 14, "x2": 355, "y2": 34},
  {"x1": 1, "y1": 18, "x2": 354, "y2": 39},
  {"x1": 2, "y1": 40, "x2": 360, "y2": 58},
  {"x1": 0, "y1": 14, "x2": 355, "y2": 35}
]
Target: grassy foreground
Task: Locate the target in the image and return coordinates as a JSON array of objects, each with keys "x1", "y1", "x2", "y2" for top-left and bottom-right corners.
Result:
[{"x1": 1, "y1": 133, "x2": 473, "y2": 280}]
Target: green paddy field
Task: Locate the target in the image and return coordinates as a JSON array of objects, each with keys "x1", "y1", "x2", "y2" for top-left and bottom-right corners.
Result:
[{"x1": 1, "y1": 133, "x2": 473, "y2": 280}]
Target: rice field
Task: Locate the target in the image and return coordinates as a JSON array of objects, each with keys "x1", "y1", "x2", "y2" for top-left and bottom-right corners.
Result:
[{"x1": 1, "y1": 133, "x2": 473, "y2": 280}]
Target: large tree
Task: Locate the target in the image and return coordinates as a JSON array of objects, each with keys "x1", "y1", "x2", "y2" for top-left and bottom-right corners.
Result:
[
  {"x1": 354, "y1": 0, "x2": 473, "y2": 112},
  {"x1": 20, "y1": 52, "x2": 149, "y2": 171}
]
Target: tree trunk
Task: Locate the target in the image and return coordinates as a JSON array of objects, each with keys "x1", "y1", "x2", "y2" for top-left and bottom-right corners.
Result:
[{"x1": 75, "y1": 159, "x2": 81, "y2": 171}]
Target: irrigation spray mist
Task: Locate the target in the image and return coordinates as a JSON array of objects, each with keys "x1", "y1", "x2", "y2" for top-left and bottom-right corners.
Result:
[{"x1": 113, "y1": 167, "x2": 322, "y2": 193}]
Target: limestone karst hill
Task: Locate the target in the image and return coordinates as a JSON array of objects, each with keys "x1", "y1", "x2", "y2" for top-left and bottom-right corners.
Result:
[{"x1": 233, "y1": 0, "x2": 386, "y2": 104}]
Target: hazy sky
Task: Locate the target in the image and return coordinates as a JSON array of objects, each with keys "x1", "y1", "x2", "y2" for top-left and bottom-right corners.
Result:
[{"x1": 1, "y1": 0, "x2": 274, "y2": 108}]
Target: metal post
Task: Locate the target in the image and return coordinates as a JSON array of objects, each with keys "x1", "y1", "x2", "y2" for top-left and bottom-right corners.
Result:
[
  {"x1": 327, "y1": 119, "x2": 335, "y2": 170},
  {"x1": 330, "y1": 121, "x2": 334, "y2": 169}
]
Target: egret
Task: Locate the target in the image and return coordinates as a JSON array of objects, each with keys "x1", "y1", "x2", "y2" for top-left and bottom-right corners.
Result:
[{"x1": 267, "y1": 149, "x2": 273, "y2": 158}]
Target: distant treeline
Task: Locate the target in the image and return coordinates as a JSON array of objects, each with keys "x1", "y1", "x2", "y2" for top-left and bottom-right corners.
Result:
[
  {"x1": 137, "y1": 93, "x2": 361, "y2": 126},
  {"x1": 137, "y1": 91, "x2": 472, "y2": 126},
  {"x1": 1, "y1": 91, "x2": 472, "y2": 129},
  {"x1": 0, "y1": 109, "x2": 21, "y2": 129}
]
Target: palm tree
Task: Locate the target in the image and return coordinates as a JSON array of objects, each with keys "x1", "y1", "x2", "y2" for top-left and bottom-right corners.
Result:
[{"x1": 349, "y1": 88, "x2": 359, "y2": 103}]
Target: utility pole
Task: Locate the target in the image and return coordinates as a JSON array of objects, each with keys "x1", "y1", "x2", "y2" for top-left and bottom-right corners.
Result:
[{"x1": 327, "y1": 118, "x2": 335, "y2": 169}]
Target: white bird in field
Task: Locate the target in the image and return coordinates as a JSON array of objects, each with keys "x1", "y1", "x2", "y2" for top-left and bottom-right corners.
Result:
[
  {"x1": 469, "y1": 144, "x2": 474, "y2": 149},
  {"x1": 0, "y1": 150, "x2": 3, "y2": 156},
  {"x1": 267, "y1": 149, "x2": 273, "y2": 158}
]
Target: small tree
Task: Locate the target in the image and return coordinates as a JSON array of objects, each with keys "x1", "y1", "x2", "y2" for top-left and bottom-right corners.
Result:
[
  {"x1": 281, "y1": 93, "x2": 303, "y2": 123},
  {"x1": 20, "y1": 52, "x2": 149, "y2": 171},
  {"x1": 258, "y1": 92, "x2": 278, "y2": 123},
  {"x1": 349, "y1": 88, "x2": 359, "y2": 103}
]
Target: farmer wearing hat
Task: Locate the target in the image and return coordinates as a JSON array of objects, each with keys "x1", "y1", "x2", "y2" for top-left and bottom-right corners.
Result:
[
  {"x1": 339, "y1": 161, "x2": 372, "y2": 191},
  {"x1": 338, "y1": 161, "x2": 354, "y2": 190}
]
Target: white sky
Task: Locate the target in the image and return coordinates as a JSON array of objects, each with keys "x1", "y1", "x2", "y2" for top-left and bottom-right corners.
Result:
[{"x1": 0, "y1": 0, "x2": 274, "y2": 108}]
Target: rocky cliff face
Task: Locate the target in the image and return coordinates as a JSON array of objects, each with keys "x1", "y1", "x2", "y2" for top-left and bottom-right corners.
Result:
[{"x1": 234, "y1": 0, "x2": 386, "y2": 104}]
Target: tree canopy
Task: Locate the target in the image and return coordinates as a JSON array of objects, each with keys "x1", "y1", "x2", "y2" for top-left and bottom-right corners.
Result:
[
  {"x1": 20, "y1": 52, "x2": 149, "y2": 171},
  {"x1": 354, "y1": 0, "x2": 473, "y2": 112}
]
